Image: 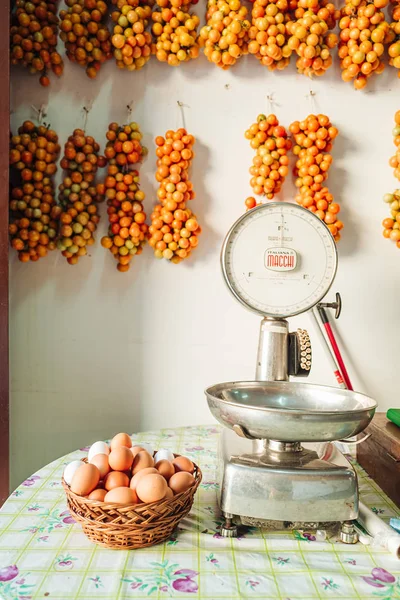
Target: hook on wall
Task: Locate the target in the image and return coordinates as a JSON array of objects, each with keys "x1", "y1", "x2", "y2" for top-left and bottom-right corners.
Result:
[
  {"x1": 126, "y1": 101, "x2": 133, "y2": 121},
  {"x1": 306, "y1": 90, "x2": 317, "y2": 112},
  {"x1": 31, "y1": 104, "x2": 47, "y2": 125},
  {"x1": 82, "y1": 101, "x2": 93, "y2": 131},
  {"x1": 177, "y1": 100, "x2": 190, "y2": 129},
  {"x1": 266, "y1": 92, "x2": 281, "y2": 113}
]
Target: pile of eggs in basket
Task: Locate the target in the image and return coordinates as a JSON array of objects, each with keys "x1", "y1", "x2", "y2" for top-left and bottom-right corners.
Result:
[{"x1": 63, "y1": 432, "x2": 196, "y2": 504}]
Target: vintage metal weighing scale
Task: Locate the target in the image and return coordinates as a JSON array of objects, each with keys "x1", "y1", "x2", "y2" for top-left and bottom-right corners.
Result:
[{"x1": 205, "y1": 202, "x2": 377, "y2": 543}]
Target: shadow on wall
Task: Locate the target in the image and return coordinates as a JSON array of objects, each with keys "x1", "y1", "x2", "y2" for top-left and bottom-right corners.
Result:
[
  {"x1": 328, "y1": 129, "x2": 360, "y2": 257},
  {"x1": 189, "y1": 136, "x2": 219, "y2": 263}
]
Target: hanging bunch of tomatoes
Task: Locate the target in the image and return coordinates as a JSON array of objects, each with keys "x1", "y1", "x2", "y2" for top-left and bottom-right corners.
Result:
[
  {"x1": 287, "y1": 2, "x2": 339, "y2": 76},
  {"x1": 10, "y1": 0, "x2": 63, "y2": 86},
  {"x1": 247, "y1": 0, "x2": 294, "y2": 71},
  {"x1": 148, "y1": 128, "x2": 201, "y2": 263},
  {"x1": 152, "y1": 0, "x2": 200, "y2": 66},
  {"x1": 9, "y1": 121, "x2": 61, "y2": 262},
  {"x1": 382, "y1": 111, "x2": 400, "y2": 248},
  {"x1": 110, "y1": 0, "x2": 152, "y2": 71},
  {"x1": 338, "y1": 0, "x2": 391, "y2": 90},
  {"x1": 199, "y1": 0, "x2": 250, "y2": 69},
  {"x1": 57, "y1": 129, "x2": 105, "y2": 264},
  {"x1": 244, "y1": 114, "x2": 291, "y2": 212},
  {"x1": 59, "y1": 0, "x2": 112, "y2": 78},
  {"x1": 290, "y1": 114, "x2": 343, "y2": 241},
  {"x1": 100, "y1": 122, "x2": 148, "y2": 272}
]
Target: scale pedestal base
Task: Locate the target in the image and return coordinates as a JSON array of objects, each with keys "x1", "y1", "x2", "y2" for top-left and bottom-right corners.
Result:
[{"x1": 217, "y1": 430, "x2": 358, "y2": 537}]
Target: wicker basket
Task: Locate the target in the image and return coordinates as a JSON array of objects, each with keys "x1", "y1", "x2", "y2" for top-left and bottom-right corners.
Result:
[{"x1": 62, "y1": 458, "x2": 202, "y2": 550}]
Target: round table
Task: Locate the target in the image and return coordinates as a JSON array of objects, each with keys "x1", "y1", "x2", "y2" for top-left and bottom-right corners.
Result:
[{"x1": 1, "y1": 425, "x2": 399, "y2": 600}]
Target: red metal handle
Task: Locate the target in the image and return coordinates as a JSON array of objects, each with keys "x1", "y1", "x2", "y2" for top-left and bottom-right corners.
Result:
[{"x1": 323, "y1": 322, "x2": 353, "y2": 391}]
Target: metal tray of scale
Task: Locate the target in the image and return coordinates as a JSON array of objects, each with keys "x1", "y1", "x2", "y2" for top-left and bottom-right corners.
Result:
[{"x1": 206, "y1": 381, "x2": 377, "y2": 443}]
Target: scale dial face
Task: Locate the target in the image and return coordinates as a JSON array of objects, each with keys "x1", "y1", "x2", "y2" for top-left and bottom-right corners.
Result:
[{"x1": 221, "y1": 202, "x2": 338, "y2": 318}]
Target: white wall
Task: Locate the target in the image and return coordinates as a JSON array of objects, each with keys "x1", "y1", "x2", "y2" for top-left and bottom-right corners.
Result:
[{"x1": 10, "y1": 32, "x2": 400, "y2": 490}]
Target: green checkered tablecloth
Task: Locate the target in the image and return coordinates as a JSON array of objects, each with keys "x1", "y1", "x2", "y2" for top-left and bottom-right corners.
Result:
[{"x1": 1, "y1": 425, "x2": 399, "y2": 600}]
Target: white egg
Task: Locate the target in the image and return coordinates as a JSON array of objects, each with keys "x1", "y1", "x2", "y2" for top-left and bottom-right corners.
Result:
[
  {"x1": 140, "y1": 443, "x2": 155, "y2": 456},
  {"x1": 88, "y1": 441, "x2": 110, "y2": 462},
  {"x1": 154, "y1": 448, "x2": 174, "y2": 463},
  {"x1": 63, "y1": 460, "x2": 83, "y2": 486}
]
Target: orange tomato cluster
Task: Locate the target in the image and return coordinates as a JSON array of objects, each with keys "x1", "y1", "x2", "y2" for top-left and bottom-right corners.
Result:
[
  {"x1": 291, "y1": 0, "x2": 338, "y2": 27},
  {"x1": 388, "y1": 0, "x2": 400, "y2": 75},
  {"x1": 245, "y1": 114, "x2": 291, "y2": 203},
  {"x1": 57, "y1": 130, "x2": 105, "y2": 265},
  {"x1": 339, "y1": 0, "x2": 390, "y2": 90},
  {"x1": 199, "y1": 0, "x2": 250, "y2": 69},
  {"x1": 287, "y1": 6, "x2": 338, "y2": 76},
  {"x1": 9, "y1": 121, "x2": 61, "y2": 262},
  {"x1": 290, "y1": 114, "x2": 342, "y2": 241},
  {"x1": 111, "y1": 0, "x2": 152, "y2": 71},
  {"x1": 247, "y1": 0, "x2": 292, "y2": 71},
  {"x1": 104, "y1": 120, "x2": 147, "y2": 165},
  {"x1": 10, "y1": 0, "x2": 63, "y2": 86},
  {"x1": 152, "y1": 0, "x2": 200, "y2": 66},
  {"x1": 100, "y1": 122, "x2": 148, "y2": 272},
  {"x1": 382, "y1": 111, "x2": 400, "y2": 248},
  {"x1": 149, "y1": 129, "x2": 201, "y2": 263},
  {"x1": 60, "y1": 0, "x2": 112, "y2": 79}
]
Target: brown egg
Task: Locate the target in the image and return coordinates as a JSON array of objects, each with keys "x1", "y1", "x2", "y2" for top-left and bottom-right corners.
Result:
[
  {"x1": 155, "y1": 459, "x2": 175, "y2": 481},
  {"x1": 104, "y1": 487, "x2": 138, "y2": 504},
  {"x1": 132, "y1": 450, "x2": 154, "y2": 475},
  {"x1": 136, "y1": 474, "x2": 168, "y2": 503},
  {"x1": 89, "y1": 454, "x2": 111, "y2": 479},
  {"x1": 129, "y1": 467, "x2": 158, "y2": 490},
  {"x1": 109, "y1": 447, "x2": 134, "y2": 472},
  {"x1": 173, "y1": 456, "x2": 194, "y2": 474},
  {"x1": 165, "y1": 486, "x2": 174, "y2": 499},
  {"x1": 131, "y1": 445, "x2": 145, "y2": 460},
  {"x1": 104, "y1": 471, "x2": 130, "y2": 491},
  {"x1": 110, "y1": 432, "x2": 132, "y2": 450},
  {"x1": 88, "y1": 488, "x2": 107, "y2": 501},
  {"x1": 70, "y1": 463, "x2": 100, "y2": 496},
  {"x1": 169, "y1": 472, "x2": 195, "y2": 495}
]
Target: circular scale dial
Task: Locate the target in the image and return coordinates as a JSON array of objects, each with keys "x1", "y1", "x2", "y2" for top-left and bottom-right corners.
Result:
[{"x1": 221, "y1": 202, "x2": 338, "y2": 319}]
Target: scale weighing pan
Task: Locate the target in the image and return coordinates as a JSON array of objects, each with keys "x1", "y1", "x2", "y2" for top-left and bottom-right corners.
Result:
[{"x1": 206, "y1": 381, "x2": 377, "y2": 442}]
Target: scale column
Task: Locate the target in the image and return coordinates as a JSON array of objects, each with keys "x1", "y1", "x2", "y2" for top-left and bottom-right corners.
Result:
[{"x1": 256, "y1": 318, "x2": 289, "y2": 382}]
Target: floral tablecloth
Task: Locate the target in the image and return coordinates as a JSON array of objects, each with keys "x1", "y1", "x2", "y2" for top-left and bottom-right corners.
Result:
[{"x1": 1, "y1": 425, "x2": 399, "y2": 600}]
